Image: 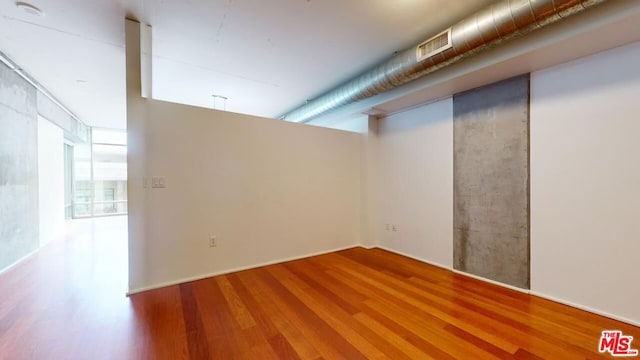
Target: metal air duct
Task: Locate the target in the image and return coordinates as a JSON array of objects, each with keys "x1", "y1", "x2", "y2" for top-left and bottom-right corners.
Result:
[{"x1": 280, "y1": 0, "x2": 606, "y2": 123}]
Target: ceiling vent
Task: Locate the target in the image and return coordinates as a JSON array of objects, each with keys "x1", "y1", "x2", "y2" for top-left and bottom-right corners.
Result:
[
  {"x1": 417, "y1": 29, "x2": 452, "y2": 62},
  {"x1": 279, "y1": 0, "x2": 607, "y2": 124}
]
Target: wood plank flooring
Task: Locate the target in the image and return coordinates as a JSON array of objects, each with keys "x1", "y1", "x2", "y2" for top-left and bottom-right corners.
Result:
[{"x1": 1, "y1": 217, "x2": 638, "y2": 359}]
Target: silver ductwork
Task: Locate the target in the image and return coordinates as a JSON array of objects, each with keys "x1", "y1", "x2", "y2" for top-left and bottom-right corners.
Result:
[{"x1": 280, "y1": 0, "x2": 606, "y2": 123}]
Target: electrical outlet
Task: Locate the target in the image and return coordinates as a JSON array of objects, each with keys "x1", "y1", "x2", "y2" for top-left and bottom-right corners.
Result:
[
  {"x1": 392, "y1": 225, "x2": 397, "y2": 232},
  {"x1": 209, "y1": 236, "x2": 217, "y2": 247}
]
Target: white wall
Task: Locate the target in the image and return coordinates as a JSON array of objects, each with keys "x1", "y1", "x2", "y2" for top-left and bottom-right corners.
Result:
[
  {"x1": 127, "y1": 20, "x2": 363, "y2": 293},
  {"x1": 376, "y1": 99, "x2": 453, "y2": 268},
  {"x1": 125, "y1": 19, "x2": 639, "y2": 325},
  {"x1": 127, "y1": 100, "x2": 362, "y2": 292},
  {"x1": 37, "y1": 116, "x2": 64, "y2": 246},
  {"x1": 531, "y1": 42, "x2": 640, "y2": 325}
]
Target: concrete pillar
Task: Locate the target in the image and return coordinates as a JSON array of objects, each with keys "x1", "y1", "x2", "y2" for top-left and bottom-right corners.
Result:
[
  {"x1": 453, "y1": 75, "x2": 530, "y2": 289},
  {"x1": 0, "y1": 61, "x2": 39, "y2": 271}
]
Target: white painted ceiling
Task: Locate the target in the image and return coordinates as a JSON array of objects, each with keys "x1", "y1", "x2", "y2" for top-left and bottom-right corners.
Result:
[{"x1": 0, "y1": 0, "x2": 496, "y2": 129}]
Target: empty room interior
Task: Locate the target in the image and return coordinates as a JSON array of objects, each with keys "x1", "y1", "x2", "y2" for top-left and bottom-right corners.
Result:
[{"x1": 1, "y1": 0, "x2": 640, "y2": 358}]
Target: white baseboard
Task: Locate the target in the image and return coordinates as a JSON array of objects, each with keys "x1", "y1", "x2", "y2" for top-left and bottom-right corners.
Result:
[
  {"x1": 374, "y1": 245, "x2": 452, "y2": 272},
  {"x1": 374, "y1": 245, "x2": 529, "y2": 293},
  {"x1": 0, "y1": 249, "x2": 39, "y2": 276},
  {"x1": 0, "y1": 226, "x2": 76, "y2": 276},
  {"x1": 450, "y1": 268, "x2": 531, "y2": 294},
  {"x1": 127, "y1": 244, "x2": 361, "y2": 296},
  {"x1": 370, "y1": 245, "x2": 638, "y2": 326},
  {"x1": 127, "y1": 244, "x2": 640, "y2": 327},
  {"x1": 529, "y1": 291, "x2": 640, "y2": 327}
]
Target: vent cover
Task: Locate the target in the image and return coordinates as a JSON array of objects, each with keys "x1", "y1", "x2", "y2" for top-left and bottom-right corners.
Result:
[
  {"x1": 280, "y1": 0, "x2": 607, "y2": 123},
  {"x1": 417, "y1": 28, "x2": 452, "y2": 61}
]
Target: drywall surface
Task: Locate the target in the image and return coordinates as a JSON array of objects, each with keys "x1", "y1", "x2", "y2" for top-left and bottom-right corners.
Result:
[
  {"x1": 531, "y1": 42, "x2": 640, "y2": 324},
  {"x1": 377, "y1": 98, "x2": 453, "y2": 268},
  {"x1": 453, "y1": 75, "x2": 530, "y2": 289},
  {"x1": 125, "y1": 19, "x2": 149, "y2": 293},
  {"x1": 0, "y1": 61, "x2": 39, "y2": 271},
  {"x1": 37, "y1": 116, "x2": 64, "y2": 246},
  {"x1": 128, "y1": 100, "x2": 362, "y2": 291},
  {"x1": 126, "y1": 20, "x2": 362, "y2": 292}
]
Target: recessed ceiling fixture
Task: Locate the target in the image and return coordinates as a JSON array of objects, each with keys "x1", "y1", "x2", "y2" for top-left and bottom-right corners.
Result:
[{"x1": 15, "y1": 2, "x2": 44, "y2": 17}]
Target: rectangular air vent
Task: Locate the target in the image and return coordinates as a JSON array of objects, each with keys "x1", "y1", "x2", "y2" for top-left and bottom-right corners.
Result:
[{"x1": 416, "y1": 28, "x2": 452, "y2": 62}]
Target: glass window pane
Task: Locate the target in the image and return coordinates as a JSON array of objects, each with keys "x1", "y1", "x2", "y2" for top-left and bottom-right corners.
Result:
[
  {"x1": 72, "y1": 128, "x2": 128, "y2": 218},
  {"x1": 92, "y1": 181, "x2": 128, "y2": 216},
  {"x1": 92, "y1": 142, "x2": 127, "y2": 216},
  {"x1": 73, "y1": 141, "x2": 92, "y2": 217},
  {"x1": 64, "y1": 144, "x2": 74, "y2": 219}
]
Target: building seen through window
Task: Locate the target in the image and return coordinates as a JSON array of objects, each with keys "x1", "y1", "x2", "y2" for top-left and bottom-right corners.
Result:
[{"x1": 72, "y1": 128, "x2": 127, "y2": 217}]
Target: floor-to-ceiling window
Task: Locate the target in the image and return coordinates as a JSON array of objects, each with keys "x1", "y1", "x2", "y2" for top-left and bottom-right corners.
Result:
[
  {"x1": 63, "y1": 143, "x2": 74, "y2": 220},
  {"x1": 73, "y1": 128, "x2": 127, "y2": 218}
]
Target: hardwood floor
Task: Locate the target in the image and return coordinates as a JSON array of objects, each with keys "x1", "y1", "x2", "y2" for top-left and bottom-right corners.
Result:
[{"x1": 1, "y1": 217, "x2": 638, "y2": 359}]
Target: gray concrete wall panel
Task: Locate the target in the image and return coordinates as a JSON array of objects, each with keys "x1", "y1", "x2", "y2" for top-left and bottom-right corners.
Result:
[
  {"x1": 0, "y1": 61, "x2": 39, "y2": 271},
  {"x1": 453, "y1": 75, "x2": 530, "y2": 289}
]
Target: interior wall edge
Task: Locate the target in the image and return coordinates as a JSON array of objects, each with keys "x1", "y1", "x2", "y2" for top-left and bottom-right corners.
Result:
[
  {"x1": 529, "y1": 40, "x2": 640, "y2": 328},
  {"x1": 374, "y1": 245, "x2": 451, "y2": 273},
  {"x1": 375, "y1": 97, "x2": 454, "y2": 269},
  {"x1": 127, "y1": 244, "x2": 363, "y2": 296},
  {"x1": 529, "y1": 291, "x2": 640, "y2": 328},
  {"x1": 376, "y1": 245, "x2": 640, "y2": 327},
  {"x1": 0, "y1": 248, "x2": 39, "y2": 277}
]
